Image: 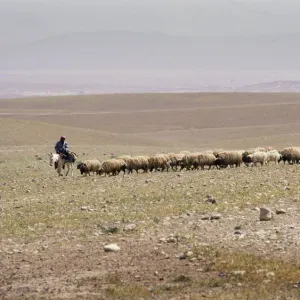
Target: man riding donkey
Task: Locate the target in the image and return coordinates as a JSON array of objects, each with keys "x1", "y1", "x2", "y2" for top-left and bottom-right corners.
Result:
[{"x1": 54, "y1": 136, "x2": 76, "y2": 169}]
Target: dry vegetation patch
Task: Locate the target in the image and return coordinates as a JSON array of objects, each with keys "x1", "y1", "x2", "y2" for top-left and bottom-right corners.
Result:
[
  {"x1": 1, "y1": 149, "x2": 300, "y2": 299},
  {"x1": 2, "y1": 93, "x2": 300, "y2": 298}
]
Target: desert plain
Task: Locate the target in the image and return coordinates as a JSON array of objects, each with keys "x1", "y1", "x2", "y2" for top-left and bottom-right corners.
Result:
[{"x1": 1, "y1": 93, "x2": 300, "y2": 299}]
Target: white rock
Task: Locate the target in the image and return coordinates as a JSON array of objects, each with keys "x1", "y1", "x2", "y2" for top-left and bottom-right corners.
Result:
[
  {"x1": 259, "y1": 207, "x2": 274, "y2": 221},
  {"x1": 185, "y1": 251, "x2": 194, "y2": 258},
  {"x1": 81, "y1": 206, "x2": 90, "y2": 211},
  {"x1": 211, "y1": 214, "x2": 222, "y2": 220},
  {"x1": 269, "y1": 234, "x2": 278, "y2": 240},
  {"x1": 159, "y1": 237, "x2": 166, "y2": 243},
  {"x1": 145, "y1": 179, "x2": 154, "y2": 183},
  {"x1": 124, "y1": 223, "x2": 137, "y2": 231},
  {"x1": 232, "y1": 270, "x2": 246, "y2": 276},
  {"x1": 256, "y1": 269, "x2": 268, "y2": 274},
  {"x1": 104, "y1": 244, "x2": 120, "y2": 252},
  {"x1": 266, "y1": 272, "x2": 275, "y2": 278},
  {"x1": 167, "y1": 234, "x2": 178, "y2": 243}
]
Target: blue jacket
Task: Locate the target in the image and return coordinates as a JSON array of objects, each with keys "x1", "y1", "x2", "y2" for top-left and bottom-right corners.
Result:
[{"x1": 55, "y1": 140, "x2": 69, "y2": 154}]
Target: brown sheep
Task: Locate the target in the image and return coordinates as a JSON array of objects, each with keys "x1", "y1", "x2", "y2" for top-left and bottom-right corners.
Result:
[
  {"x1": 215, "y1": 151, "x2": 243, "y2": 168},
  {"x1": 99, "y1": 159, "x2": 127, "y2": 176},
  {"x1": 148, "y1": 154, "x2": 171, "y2": 172},
  {"x1": 125, "y1": 156, "x2": 150, "y2": 174},
  {"x1": 77, "y1": 159, "x2": 101, "y2": 176},
  {"x1": 279, "y1": 147, "x2": 300, "y2": 164}
]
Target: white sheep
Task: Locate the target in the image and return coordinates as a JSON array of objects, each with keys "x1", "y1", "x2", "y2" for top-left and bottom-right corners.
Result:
[
  {"x1": 247, "y1": 151, "x2": 267, "y2": 167},
  {"x1": 265, "y1": 150, "x2": 282, "y2": 165}
]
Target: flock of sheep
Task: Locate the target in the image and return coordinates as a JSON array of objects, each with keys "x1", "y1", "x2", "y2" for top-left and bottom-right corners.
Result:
[{"x1": 76, "y1": 146, "x2": 300, "y2": 177}]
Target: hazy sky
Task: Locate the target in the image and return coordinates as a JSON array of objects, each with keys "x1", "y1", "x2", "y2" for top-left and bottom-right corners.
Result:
[
  {"x1": 1, "y1": 0, "x2": 300, "y2": 71},
  {"x1": 1, "y1": 0, "x2": 300, "y2": 48}
]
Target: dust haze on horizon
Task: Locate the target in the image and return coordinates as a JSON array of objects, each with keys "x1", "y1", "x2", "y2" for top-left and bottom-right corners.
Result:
[
  {"x1": 1, "y1": 0, "x2": 300, "y2": 46},
  {"x1": 1, "y1": 0, "x2": 300, "y2": 95}
]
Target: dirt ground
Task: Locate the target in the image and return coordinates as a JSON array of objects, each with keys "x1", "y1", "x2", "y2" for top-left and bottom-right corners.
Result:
[{"x1": 1, "y1": 93, "x2": 300, "y2": 299}]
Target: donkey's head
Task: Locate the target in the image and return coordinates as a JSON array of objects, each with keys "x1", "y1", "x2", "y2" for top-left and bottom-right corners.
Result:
[{"x1": 49, "y1": 152, "x2": 59, "y2": 167}]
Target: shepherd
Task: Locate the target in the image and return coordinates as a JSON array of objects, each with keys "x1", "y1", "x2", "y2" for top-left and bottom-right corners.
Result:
[{"x1": 54, "y1": 136, "x2": 75, "y2": 169}]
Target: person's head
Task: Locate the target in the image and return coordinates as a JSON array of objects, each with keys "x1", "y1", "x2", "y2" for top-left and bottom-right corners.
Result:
[{"x1": 60, "y1": 136, "x2": 66, "y2": 143}]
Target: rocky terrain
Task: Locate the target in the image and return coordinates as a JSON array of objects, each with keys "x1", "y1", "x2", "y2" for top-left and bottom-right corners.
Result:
[
  {"x1": 1, "y1": 147, "x2": 300, "y2": 299},
  {"x1": 1, "y1": 93, "x2": 300, "y2": 299}
]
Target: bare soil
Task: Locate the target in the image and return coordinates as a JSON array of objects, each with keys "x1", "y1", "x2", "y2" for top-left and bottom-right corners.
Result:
[{"x1": 1, "y1": 93, "x2": 300, "y2": 299}]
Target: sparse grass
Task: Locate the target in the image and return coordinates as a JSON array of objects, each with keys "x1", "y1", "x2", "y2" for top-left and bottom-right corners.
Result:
[
  {"x1": 1, "y1": 152, "x2": 300, "y2": 299},
  {"x1": 105, "y1": 284, "x2": 151, "y2": 300},
  {"x1": 1, "y1": 155, "x2": 300, "y2": 241},
  {"x1": 173, "y1": 274, "x2": 192, "y2": 283},
  {"x1": 194, "y1": 246, "x2": 300, "y2": 299},
  {"x1": 2, "y1": 91, "x2": 300, "y2": 300},
  {"x1": 150, "y1": 246, "x2": 300, "y2": 299}
]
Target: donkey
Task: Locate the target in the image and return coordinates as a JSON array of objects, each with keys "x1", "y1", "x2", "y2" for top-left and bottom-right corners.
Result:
[{"x1": 49, "y1": 152, "x2": 77, "y2": 176}]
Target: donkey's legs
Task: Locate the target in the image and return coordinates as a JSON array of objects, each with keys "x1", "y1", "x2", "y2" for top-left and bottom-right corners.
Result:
[
  {"x1": 57, "y1": 166, "x2": 63, "y2": 176},
  {"x1": 57, "y1": 159, "x2": 64, "y2": 176},
  {"x1": 65, "y1": 163, "x2": 70, "y2": 176}
]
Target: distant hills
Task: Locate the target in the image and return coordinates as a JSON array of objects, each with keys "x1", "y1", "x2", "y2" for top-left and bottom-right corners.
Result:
[
  {"x1": 236, "y1": 81, "x2": 300, "y2": 92},
  {"x1": 1, "y1": 79, "x2": 300, "y2": 99},
  {"x1": 1, "y1": 30, "x2": 300, "y2": 70},
  {"x1": 1, "y1": 30, "x2": 300, "y2": 97}
]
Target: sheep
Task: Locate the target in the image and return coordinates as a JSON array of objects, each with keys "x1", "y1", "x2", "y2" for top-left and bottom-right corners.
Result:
[
  {"x1": 118, "y1": 155, "x2": 133, "y2": 161},
  {"x1": 77, "y1": 159, "x2": 101, "y2": 176},
  {"x1": 77, "y1": 162, "x2": 91, "y2": 175},
  {"x1": 242, "y1": 151, "x2": 252, "y2": 166},
  {"x1": 255, "y1": 146, "x2": 275, "y2": 152},
  {"x1": 215, "y1": 151, "x2": 243, "y2": 168},
  {"x1": 213, "y1": 150, "x2": 244, "y2": 168},
  {"x1": 265, "y1": 150, "x2": 282, "y2": 165},
  {"x1": 279, "y1": 147, "x2": 300, "y2": 164},
  {"x1": 246, "y1": 151, "x2": 267, "y2": 167},
  {"x1": 179, "y1": 150, "x2": 191, "y2": 155},
  {"x1": 212, "y1": 149, "x2": 225, "y2": 158},
  {"x1": 167, "y1": 153, "x2": 186, "y2": 171},
  {"x1": 246, "y1": 146, "x2": 275, "y2": 155},
  {"x1": 148, "y1": 154, "x2": 171, "y2": 172},
  {"x1": 156, "y1": 153, "x2": 172, "y2": 160},
  {"x1": 197, "y1": 152, "x2": 217, "y2": 170},
  {"x1": 125, "y1": 156, "x2": 149, "y2": 174},
  {"x1": 178, "y1": 152, "x2": 201, "y2": 171},
  {"x1": 118, "y1": 155, "x2": 133, "y2": 173},
  {"x1": 236, "y1": 149, "x2": 246, "y2": 156},
  {"x1": 99, "y1": 159, "x2": 127, "y2": 176},
  {"x1": 77, "y1": 162, "x2": 86, "y2": 174}
]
